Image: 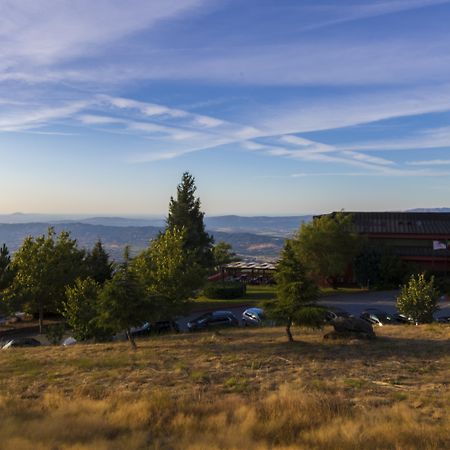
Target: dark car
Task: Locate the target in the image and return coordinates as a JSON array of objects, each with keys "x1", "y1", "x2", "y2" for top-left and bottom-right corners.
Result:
[
  {"x1": 437, "y1": 315, "x2": 450, "y2": 323},
  {"x1": 242, "y1": 307, "x2": 266, "y2": 326},
  {"x1": 130, "y1": 321, "x2": 151, "y2": 337},
  {"x1": 187, "y1": 311, "x2": 239, "y2": 331},
  {"x1": 2, "y1": 338, "x2": 41, "y2": 349},
  {"x1": 130, "y1": 320, "x2": 180, "y2": 337},
  {"x1": 360, "y1": 309, "x2": 394, "y2": 326},
  {"x1": 392, "y1": 313, "x2": 415, "y2": 324}
]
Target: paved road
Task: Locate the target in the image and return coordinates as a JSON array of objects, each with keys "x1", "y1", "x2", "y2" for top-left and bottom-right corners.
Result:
[
  {"x1": 318, "y1": 289, "x2": 450, "y2": 318},
  {"x1": 318, "y1": 290, "x2": 400, "y2": 315}
]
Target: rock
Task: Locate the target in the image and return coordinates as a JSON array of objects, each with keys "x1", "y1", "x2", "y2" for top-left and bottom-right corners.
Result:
[{"x1": 324, "y1": 317, "x2": 376, "y2": 340}]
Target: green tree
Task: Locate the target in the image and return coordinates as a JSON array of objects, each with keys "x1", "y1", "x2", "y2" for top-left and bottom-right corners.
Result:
[
  {"x1": 0, "y1": 244, "x2": 15, "y2": 314},
  {"x1": 213, "y1": 241, "x2": 238, "y2": 271},
  {"x1": 97, "y1": 257, "x2": 150, "y2": 349},
  {"x1": 167, "y1": 172, "x2": 214, "y2": 274},
  {"x1": 397, "y1": 273, "x2": 439, "y2": 324},
  {"x1": 266, "y1": 240, "x2": 323, "y2": 342},
  {"x1": 84, "y1": 240, "x2": 114, "y2": 284},
  {"x1": 354, "y1": 245, "x2": 414, "y2": 289},
  {"x1": 132, "y1": 227, "x2": 202, "y2": 319},
  {"x1": 0, "y1": 244, "x2": 12, "y2": 289},
  {"x1": 62, "y1": 277, "x2": 106, "y2": 341},
  {"x1": 7, "y1": 228, "x2": 85, "y2": 333},
  {"x1": 379, "y1": 253, "x2": 415, "y2": 288},
  {"x1": 296, "y1": 211, "x2": 362, "y2": 287}
]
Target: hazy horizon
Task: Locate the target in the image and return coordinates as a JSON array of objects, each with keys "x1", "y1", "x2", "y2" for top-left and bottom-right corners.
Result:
[{"x1": 1, "y1": 207, "x2": 450, "y2": 221}]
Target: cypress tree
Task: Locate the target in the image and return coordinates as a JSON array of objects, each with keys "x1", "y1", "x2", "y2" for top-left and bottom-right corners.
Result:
[{"x1": 167, "y1": 172, "x2": 214, "y2": 270}]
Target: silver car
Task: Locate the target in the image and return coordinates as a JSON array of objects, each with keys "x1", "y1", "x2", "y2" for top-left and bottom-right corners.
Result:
[{"x1": 242, "y1": 307, "x2": 265, "y2": 326}]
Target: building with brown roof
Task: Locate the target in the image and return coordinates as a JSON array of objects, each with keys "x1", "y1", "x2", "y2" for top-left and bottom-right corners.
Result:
[{"x1": 335, "y1": 212, "x2": 450, "y2": 273}]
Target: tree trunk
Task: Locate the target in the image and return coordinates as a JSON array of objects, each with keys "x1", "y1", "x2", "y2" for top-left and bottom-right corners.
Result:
[
  {"x1": 38, "y1": 302, "x2": 44, "y2": 335},
  {"x1": 126, "y1": 329, "x2": 137, "y2": 350},
  {"x1": 286, "y1": 319, "x2": 294, "y2": 342}
]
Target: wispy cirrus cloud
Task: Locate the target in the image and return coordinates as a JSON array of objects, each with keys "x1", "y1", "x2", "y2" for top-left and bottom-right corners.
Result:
[
  {"x1": 0, "y1": 0, "x2": 207, "y2": 65},
  {"x1": 0, "y1": 100, "x2": 92, "y2": 132},
  {"x1": 0, "y1": 91, "x2": 446, "y2": 177},
  {"x1": 407, "y1": 159, "x2": 450, "y2": 166},
  {"x1": 259, "y1": 84, "x2": 450, "y2": 135},
  {"x1": 1, "y1": 1, "x2": 450, "y2": 89},
  {"x1": 338, "y1": 126, "x2": 450, "y2": 152},
  {"x1": 301, "y1": 0, "x2": 450, "y2": 31},
  {"x1": 1, "y1": 1, "x2": 450, "y2": 183}
]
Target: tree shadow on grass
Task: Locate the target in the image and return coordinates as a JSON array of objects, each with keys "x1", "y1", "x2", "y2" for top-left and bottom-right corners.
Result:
[{"x1": 182, "y1": 329, "x2": 450, "y2": 364}]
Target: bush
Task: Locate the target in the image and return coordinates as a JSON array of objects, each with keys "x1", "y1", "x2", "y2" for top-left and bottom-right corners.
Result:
[
  {"x1": 45, "y1": 323, "x2": 65, "y2": 345},
  {"x1": 354, "y1": 247, "x2": 415, "y2": 289},
  {"x1": 62, "y1": 278, "x2": 112, "y2": 342},
  {"x1": 397, "y1": 273, "x2": 439, "y2": 324},
  {"x1": 203, "y1": 282, "x2": 246, "y2": 299}
]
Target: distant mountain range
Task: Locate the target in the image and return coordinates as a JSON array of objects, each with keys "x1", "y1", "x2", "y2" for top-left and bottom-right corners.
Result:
[
  {"x1": 0, "y1": 213, "x2": 310, "y2": 234},
  {"x1": 0, "y1": 222, "x2": 287, "y2": 261},
  {"x1": 0, "y1": 214, "x2": 312, "y2": 260},
  {"x1": 0, "y1": 209, "x2": 448, "y2": 260},
  {"x1": 406, "y1": 208, "x2": 450, "y2": 213}
]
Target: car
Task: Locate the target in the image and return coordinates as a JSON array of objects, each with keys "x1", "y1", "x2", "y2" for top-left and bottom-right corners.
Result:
[
  {"x1": 360, "y1": 309, "x2": 394, "y2": 326},
  {"x1": 130, "y1": 320, "x2": 180, "y2": 337},
  {"x1": 392, "y1": 313, "x2": 415, "y2": 324},
  {"x1": 129, "y1": 321, "x2": 151, "y2": 337},
  {"x1": 242, "y1": 307, "x2": 266, "y2": 326},
  {"x1": 152, "y1": 320, "x2": 180, "y2": 334},
  {"x1": 324, "y1": 307, "x2": 352, "y2": 323},
  {"x1": 437, "y1": 315, "x2": 450, "y2": 323},
  {"x1": 2, "y1": 337, "x2": 41, "y2": 349},
  {"x1": 187, "y1": 311, "x2": 239, "y2": 331}
]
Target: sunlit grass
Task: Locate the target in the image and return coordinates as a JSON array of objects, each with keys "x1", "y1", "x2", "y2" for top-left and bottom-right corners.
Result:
[{"x1": 0, "y1": 324, "x2": 449, "y2": 449}]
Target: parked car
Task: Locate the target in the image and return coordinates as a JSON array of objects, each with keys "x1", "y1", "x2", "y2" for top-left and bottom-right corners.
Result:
[
  {"x1": 324, "y1": 307, "x2": 352, "y2": 323},
  {"x1": 130, "y1": 320, "x2": 180, "y2": 337},
  {"x1": 437, "y1": 315, "x2": 450, "y2": 323},
  {"x1": 187, "y1": 311, "x2": 239, "y2": 331},
  {"x1": 391, "y1": 313, "x2": 415, "y2": 324},
  {"x1": 2, "y1": 338, "x2": 41, "y2": 349},
  {"x1": 242, "y1": 307, "x2": 266, "y2": 326},
  {"x1": 360, "y1": 309, "x2": 394, "y2": 326},
  {"x1": 130, "y1": 321, "x2": 151, "y2": 337}
]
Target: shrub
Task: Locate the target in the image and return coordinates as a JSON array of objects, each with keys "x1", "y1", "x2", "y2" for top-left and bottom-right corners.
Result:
[
  {"x1": 45, "y1": 323, "x2": 65, "y2": 345},
  {"x1": 203, "y1": 282, "x2": 246, "y2": 299},
  {"x1": 62, "y1": 278, "x2": 110, "y2": 342},
  {"x1": 397, "y1": 273, "x2": 439, "y2": 324}
]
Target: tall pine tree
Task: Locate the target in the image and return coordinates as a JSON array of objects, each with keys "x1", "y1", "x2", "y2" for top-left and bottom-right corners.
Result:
[{"x1": 166, "y1": 172, "x2": 214, "y2": 271}]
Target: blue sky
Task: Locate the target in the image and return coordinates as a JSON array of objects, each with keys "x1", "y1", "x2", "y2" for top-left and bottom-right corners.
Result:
[{"x1": 1, "y1": 0, "x2": 450, "y2": 216}]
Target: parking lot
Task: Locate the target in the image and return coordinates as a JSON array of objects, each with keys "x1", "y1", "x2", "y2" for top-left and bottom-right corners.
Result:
[
  {"x1": 2, "y1": 290, "x2": 450, "y2": 340},
  {"x1": 177, "y1": 290, "x2": 450, "y2": 331}
]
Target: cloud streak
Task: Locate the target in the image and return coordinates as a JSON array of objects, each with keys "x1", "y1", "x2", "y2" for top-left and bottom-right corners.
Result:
[{"x1": 301, "y1": 0, "x2": 450, "y2": 31}]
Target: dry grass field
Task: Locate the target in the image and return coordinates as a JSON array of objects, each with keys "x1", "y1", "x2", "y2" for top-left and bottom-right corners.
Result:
[{"x1": 1, "y1": 324, "x2": 449, "y2": 450}]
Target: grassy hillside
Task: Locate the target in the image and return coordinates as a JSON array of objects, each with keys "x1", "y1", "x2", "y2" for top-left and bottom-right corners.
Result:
[{"x1": 1, "y1": 325, "x2": 449, "y2": 449}]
